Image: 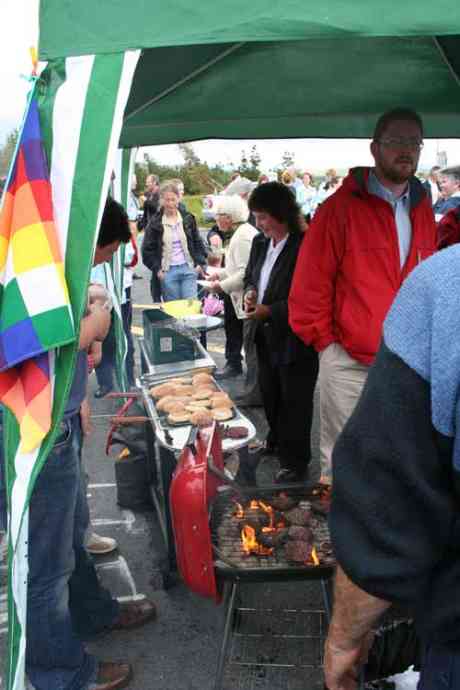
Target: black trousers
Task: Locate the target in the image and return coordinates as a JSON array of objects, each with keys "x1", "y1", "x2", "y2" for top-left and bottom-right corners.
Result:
[
  {"x1": 256, "y1": 335, "x2": 319, "y2": 474},
  {"x1": 223, "y1": 292, "x2": 243, "y2": 369}
]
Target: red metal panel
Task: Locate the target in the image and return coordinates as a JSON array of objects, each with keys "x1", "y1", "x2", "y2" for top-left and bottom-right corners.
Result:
[{"x1": 169, "y1": 423, "x2": 225, "y2": 603}]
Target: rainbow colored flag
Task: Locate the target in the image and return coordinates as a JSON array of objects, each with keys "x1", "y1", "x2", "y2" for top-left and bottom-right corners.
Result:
[{"x1": 0, "y1": 96, "x2": 74, "y2": 452}]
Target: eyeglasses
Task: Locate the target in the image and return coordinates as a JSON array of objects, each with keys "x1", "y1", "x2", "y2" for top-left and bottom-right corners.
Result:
[{"x1": 377, "y1": 137, "x2": 424, "y2": 151}]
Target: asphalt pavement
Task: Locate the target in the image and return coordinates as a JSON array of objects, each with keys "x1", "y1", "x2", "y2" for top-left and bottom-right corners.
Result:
[{"x1": 1, "y1": 256, "x2": 326, "y2": 690}]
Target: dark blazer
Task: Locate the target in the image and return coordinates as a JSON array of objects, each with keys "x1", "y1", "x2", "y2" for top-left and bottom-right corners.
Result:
[
  {"x1": 243, "y1": 232, "x2": 316, "y2": 365},
  {"x1": 141, "y1": 209, "x2": 207, "y2": 274}
]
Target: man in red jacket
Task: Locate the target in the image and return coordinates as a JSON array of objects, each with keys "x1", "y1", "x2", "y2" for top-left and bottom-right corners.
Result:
[{"x1": 289, "y1": 108, "x2": 436, "y2": 483}]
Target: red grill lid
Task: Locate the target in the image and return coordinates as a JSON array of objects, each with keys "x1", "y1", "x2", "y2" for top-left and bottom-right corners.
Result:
[{"x1": 169, "y1": 423, "x2": 225, "y2": 603}]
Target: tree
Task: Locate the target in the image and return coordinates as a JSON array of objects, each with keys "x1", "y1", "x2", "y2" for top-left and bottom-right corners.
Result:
[
  {"x1": 178, "y1": 143, "x2": 201, "y2": 167},
  {"x1": 281, "y1": 150, "x2": 295, "y2": 169},
  {"x1": 0, "y1": 129, "x2": 18, "y2": 178}
]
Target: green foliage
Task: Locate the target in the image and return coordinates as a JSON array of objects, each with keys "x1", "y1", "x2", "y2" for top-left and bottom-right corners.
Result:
[
  {"x1": 238, "y1": 144, "x2": 261, "y2": 181},
  {"x1": 0, "y1": 129, "x2": 19, "y2": 178},
  {"x1": 183, "y1": 194, "x2": 214, "y2": 228},
  {"x1": 136, "y1": 143, "x2": 232, "y2": 196},
  {"x1": 281, "y1": 150, "x2": 295, "y2": 168}
]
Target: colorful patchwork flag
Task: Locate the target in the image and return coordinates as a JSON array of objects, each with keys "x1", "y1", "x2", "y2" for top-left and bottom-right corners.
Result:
[{"x1": 0, "y1": 96, "x2": 74, "y2": 452}]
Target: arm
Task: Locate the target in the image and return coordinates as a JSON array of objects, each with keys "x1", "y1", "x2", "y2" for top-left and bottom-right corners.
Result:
[
  {"x1": 324, "y1": 567, "x2": 390, "y2": 690},
  {"x1": 288, "y1": 201, "x2": 344, "y2": 351},
  {"x1": 189, "y1": 215, "x2": 207, "y2": 267},
  {"x1": 220, "y1": 232, "x2": 255, "y2": 294},
  {"x1": 79, "y1": 303, "x2": 111, "y2": 350}
]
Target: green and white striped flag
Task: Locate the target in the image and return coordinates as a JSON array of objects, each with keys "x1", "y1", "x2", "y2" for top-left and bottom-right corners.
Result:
[
  {"x1": 4, "y1": 50, "x2": 139, "y2": 690},
  {"x1": 110, "y1": 147, "x2": 138, "y2": 392}
]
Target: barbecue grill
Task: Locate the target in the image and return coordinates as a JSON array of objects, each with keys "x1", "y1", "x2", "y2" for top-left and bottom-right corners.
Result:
[{"x1": 170, "y1": 423, "x2": 335, "y2": 690}]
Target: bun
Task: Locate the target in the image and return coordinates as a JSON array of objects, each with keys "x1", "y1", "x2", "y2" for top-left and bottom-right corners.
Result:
[
  {"x1": 162, "y1": 399, "x2": 187, "y2": 413},
  {"x1": 211, "y1": 396, "x2": 233, "y2": 409},
  {"x1": 185, "y1": 400, "x2": 211, "y2": 411},
  {"x1": 190, "y1": 410, "x2": 214, "y2": 426},
  {"x1": 192, "y1": 373, "x2": 213, "y2": 387},
  {"x1": 192, "y1": 387, "x2": 214, "y2": 400},
  {"x1": 168, "y1": 411, "x2": 191, "y2": 424},
  {"x1": 150, "y1": 383, "x2": 176, "y2": 399},
  {"x1": 212, "y1": 408, "x2": 233, "y2": 421},
  {"x1": 169, "y1": 377, "x2": 192, "y2": 385},
  {"x1": 175, "y1": 384, "x2": 194, "y2": 395},
  {"x1": 156, "y1": 395, "x2": 176, "y2": 412}
]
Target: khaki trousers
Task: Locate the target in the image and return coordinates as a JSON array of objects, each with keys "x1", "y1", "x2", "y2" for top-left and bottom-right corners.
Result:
[{"x1": 319, "y1": 343, "x2": 369, "y2": 479}]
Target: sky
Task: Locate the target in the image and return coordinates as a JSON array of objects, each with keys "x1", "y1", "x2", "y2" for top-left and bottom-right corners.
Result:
[{"x1": 2, "y1": 0, "x2": 460, "y2": 174}]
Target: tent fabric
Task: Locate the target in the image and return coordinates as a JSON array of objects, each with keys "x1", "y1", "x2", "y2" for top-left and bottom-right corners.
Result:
[
  {"x1": 38, "y1": 2, "x2": 460, "y2": 143},
  {"x1": 120, "y1": 36, "x2": 460, "y2": 145},
  {"x1": 39, "y1": 1, "x2": 460, "y2": 59}
]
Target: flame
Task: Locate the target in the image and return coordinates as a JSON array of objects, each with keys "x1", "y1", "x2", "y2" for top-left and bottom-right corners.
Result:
[
  {"x1": 311, "y1": 547, "x2": 320, "y2": 566},
  {"x1": 241, "y1": 525, "x2": 273, "y2": 556}
]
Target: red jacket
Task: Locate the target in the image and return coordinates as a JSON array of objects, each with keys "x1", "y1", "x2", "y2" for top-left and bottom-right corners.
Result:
[
  {"x1": 437, "y1": 207, "x2": 460, "y2": 249},
  {"x1": 289, "y1": 168, "x2": 436, "y2": 365}
]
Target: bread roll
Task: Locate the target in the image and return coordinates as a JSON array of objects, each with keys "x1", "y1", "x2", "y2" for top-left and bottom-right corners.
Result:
[
  {"x1": 163, "y1": 399, "x2": 187, "y2": 413},
  {"x1": 169, "y1": 377, "x2": 192, "y2": 385},
  {"x1": 190, "y1": 410, "x2": 214, "y2": 426},
  {"x1": 212, "y1": 408, "x2": 233, "y2": 421},
  {"x1": 150, "y1": 383, "x2": 176, "y2": 399},
  {"x1": 192, "y1": 373, "x2": 213, "y2": 387},
  {"x1": 211, "y1": 396, "x2": 233, "y2": 409},
  {"x1": 192, "y1": 388, "x2": 214, "y2": 400},
  {"x1": 168, "y1": 411, "x2": 191, "y2": 424},
  {"x1": 156, "y1": 395, "x2": 176, "y2": 412},
  {"x1": 175, "y1": 384, "x2": 194, "y2": 395},
  {"x1": 185, "y1": 400, "x2": 211, "y2": 411}
]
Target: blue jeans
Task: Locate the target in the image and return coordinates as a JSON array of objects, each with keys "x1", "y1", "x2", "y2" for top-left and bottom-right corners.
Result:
[
  {"x1": 418, "y1": 643, "x2": 460, "y2": 689},
  {"x1": 161, "y1": 263, "x2": 198, "y2": 301},
  {"x1": 0, "y1": 413, "x2": 119, "y2": 690}
]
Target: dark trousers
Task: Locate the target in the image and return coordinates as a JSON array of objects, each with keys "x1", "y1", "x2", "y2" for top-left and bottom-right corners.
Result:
[
  {"x1": 150, "y1": 272, "x2": 162, "y2": 302},
  {"x1": 256, "y1": 335, "x2": 319, "y2": 474},
  {"x1": 121, "y1": 287, "x2": 135, "y2": 387},
  {"x1": 223, "y1": 292, "x2": 243, "y2": 369}
]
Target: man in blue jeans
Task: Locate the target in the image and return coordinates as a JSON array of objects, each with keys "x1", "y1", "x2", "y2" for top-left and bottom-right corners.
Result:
[
  {"x1": 0, "y1": 198, "x2": 155, "y2": 690},
  {"x1": 323, "y1": 246, "x2": 460, "y2": 690}
]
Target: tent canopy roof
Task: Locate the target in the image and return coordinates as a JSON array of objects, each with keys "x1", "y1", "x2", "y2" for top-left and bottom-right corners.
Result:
[{"x1": 39, "y1": 2, "x2": 460, "y2": 143}]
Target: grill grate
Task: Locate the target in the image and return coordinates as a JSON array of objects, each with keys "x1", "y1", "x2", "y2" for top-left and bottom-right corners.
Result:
[
  {"x1": 223, "y1": 603, "x2": 327, "y2": 690},
  {"x1": 210, "y1": 488, "x2": 334, "y2": 577}
]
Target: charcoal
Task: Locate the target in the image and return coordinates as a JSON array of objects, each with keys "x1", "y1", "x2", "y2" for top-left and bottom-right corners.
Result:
[
  {"x1": 285, "y1": 539, "x2": 311, "y2": 563},
  {"x1": 271, "y1": 492, "x2": 299, "y2": 511},
  {"x1": 288, "y1": 525, "x2": 313, "y2": 542},
  {"x1": 258, "y1": 528, "x2": 289, "y2": 549},
  {"x1": 284, "y1": 506, "x2": 312, "y2": 526}
]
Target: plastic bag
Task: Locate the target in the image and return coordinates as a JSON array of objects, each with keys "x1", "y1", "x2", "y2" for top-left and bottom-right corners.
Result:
[{"x1": 203, "y1": 293, "x2": 224, "y2": 316}]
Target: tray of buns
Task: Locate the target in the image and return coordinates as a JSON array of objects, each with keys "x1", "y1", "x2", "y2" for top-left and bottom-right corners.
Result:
[{"x1": 149, "y1": 373, "x2": 237, "y2": 429}]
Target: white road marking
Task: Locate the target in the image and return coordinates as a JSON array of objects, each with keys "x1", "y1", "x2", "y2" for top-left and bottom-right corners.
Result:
[{"x1": 88, "y1": 483, "x2": 116, "y2": 489}]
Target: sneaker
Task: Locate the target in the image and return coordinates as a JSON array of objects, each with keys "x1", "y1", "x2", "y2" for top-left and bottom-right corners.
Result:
[
  {"x1": 86, "y1": 533, "x2": 118, "y2": 555},
  {"x1": 88, "y1": 661, "x2": 132, "y2": 690}
]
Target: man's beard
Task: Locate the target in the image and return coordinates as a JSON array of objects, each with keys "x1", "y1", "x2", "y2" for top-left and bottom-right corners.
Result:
[{"x1": 379, "y1": 156, "x2": 416, "y2": 184}]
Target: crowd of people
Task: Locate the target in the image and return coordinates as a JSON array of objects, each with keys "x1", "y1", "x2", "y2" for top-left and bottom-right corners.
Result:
[{"x1": 3, "y1": 105, "x2": 460, "y2": 689}]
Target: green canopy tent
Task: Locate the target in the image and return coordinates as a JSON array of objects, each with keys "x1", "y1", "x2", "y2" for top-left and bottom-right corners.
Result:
[{"x1": 39, "y1": 0, "x2": 460, "y2": 144}]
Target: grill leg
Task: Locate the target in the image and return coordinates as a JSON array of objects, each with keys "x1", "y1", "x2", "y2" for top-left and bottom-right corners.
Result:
[
  {"x1": 214, "y1": 581, "x2": 238, "y2": 690},
  {"x1": 321, "y1": 577, "x2": 333, "y2": 623}
]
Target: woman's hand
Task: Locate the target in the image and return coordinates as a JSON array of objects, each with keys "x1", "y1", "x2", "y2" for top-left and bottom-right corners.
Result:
[
  {"x1": 80, "y1": 398, "x2": 94, "y2": 437},
  {"x1": 244, "y1": 289, "x2": 258, "y2": 313},
  {"x1": 209, "y1": 281, "x2": 223, "y2": 294},
  {"x1": 157, "y1": 269, "x2": 165, "y2": 280},
  {"x1": 195, "y1": 265, "x2": 206, "y2": 277},
  {"x1": 207, "y1": 272, "x2": 221, "y2": 282},
  {"x1": 246, "y1": 304, "x2": 271, "y2": 321}
]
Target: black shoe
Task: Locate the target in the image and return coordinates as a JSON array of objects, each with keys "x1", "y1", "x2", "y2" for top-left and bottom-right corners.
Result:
[
  {"x1": 214, "y1": 364, "x2": 243, "y2": 380},
  {"x1": 274, "y1": 468, "x2": 308, "y2": 485},
  {"x1": 94, "y1": 386, "x2": 112, "y2": 399}
]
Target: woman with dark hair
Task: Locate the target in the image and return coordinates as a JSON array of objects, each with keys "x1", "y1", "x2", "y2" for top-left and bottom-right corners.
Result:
[{"x1": 244, "y1": 182, "x2": 318, "y2": 483}]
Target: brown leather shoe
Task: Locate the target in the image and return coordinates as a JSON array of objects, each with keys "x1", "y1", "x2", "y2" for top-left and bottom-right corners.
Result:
[
  {"x1": 110, "y1": 598, "x2": 157, "y2": 631},
  {"x1": 88, "y1": 662, "x2": 133, "y2": 690}
]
